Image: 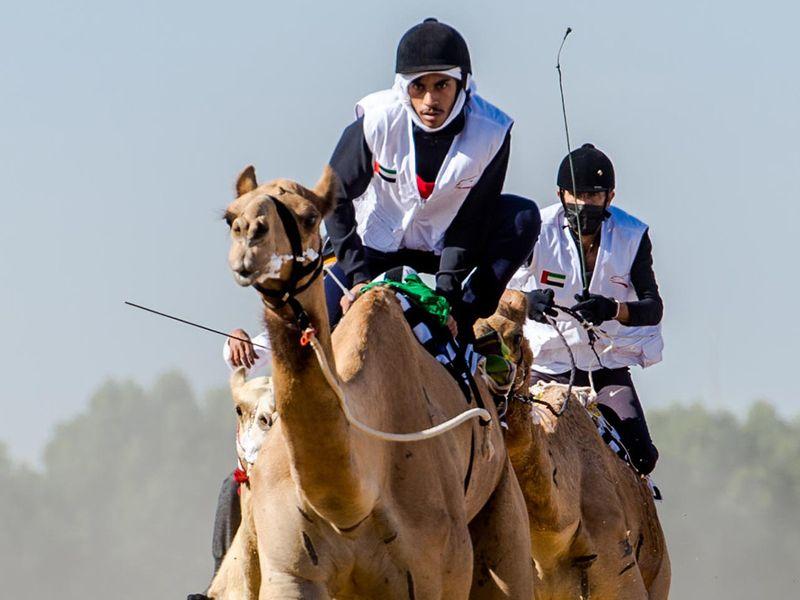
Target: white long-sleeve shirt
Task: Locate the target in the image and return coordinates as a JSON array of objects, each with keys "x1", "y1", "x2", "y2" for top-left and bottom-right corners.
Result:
[{"x1": 222, "y1": 331, "x2": 272, "y2": 377}]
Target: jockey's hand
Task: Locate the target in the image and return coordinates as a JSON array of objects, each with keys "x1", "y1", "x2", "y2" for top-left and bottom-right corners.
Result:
[
  {"x1": 340, "y1": 283, "x2": 368, "y2": 315},
  {"x1": 526, "y1": 289, "x2": 557, "y2": 323},
  {"x1": 446, "y1": 315, "x2": 458, "y2": 338},
  {"x1": 571, "y1": 293, "x2": 618, "y2": 325},
  {"x1": 228, "y1": 329, "x2": 256, "y2": 369}
]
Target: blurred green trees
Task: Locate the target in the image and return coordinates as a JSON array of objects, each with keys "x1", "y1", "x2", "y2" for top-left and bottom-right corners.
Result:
[
  {"x1": 1, "y1": 373, "x2": 798, "y2": 599},
  {"x1": 1, "y1": 372, "x2": 235, "y2": 599}
]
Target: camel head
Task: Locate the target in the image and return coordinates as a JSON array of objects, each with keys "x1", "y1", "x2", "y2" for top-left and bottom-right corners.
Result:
[
  {"x1": 474, "y1": 289, "x2": 533, "y2": 395},
  {"x1": 229, "y1": 367, "x2": 277, "y2": 467},
  {"x1": 224, "y1": 165, "x2": 338, "y2": 293}
]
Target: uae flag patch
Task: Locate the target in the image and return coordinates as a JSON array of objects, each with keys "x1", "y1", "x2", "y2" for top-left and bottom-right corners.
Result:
[
  {"x1": 374, "y1": 161, "x2": 397, "y2": 183},
  {"x1": 540, "y1": 270, "x2": 566, "y2": 288}
]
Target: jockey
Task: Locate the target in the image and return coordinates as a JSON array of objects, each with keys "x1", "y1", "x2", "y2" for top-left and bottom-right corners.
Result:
[
  {"x1": 509, "y1": 143, "x2": 664, "y2": 475},
  {"x1": 324, "y1": 17, "x2": 541, "y2": 339}
]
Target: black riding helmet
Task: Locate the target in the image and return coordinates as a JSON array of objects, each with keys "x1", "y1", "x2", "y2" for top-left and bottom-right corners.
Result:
[
  {"x1": 395, "y1": 18, "x2": 472, "y2": 76},
  {"x1": 557, "y1": 143, "x2": 615, "y2": 192}
]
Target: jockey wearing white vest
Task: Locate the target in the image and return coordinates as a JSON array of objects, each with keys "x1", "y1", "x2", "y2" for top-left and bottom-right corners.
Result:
[
  {"x1": 324, "y1": 18, "x2": 540, "y2": 339},
  {"x1": 509, "y1": 144, "x2": 664, "y2": 475}
]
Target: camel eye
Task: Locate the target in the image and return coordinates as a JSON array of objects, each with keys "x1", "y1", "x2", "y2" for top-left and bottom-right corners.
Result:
[
  {"x1": 512, "y1": 333, "x2": 522, "y2": 347},
  {"x1": 224, "y1": 212, "x2": 235, "y2": 228},
  {"x1": 235, "y1": 406, "x2": 242, "y2": 417},
  {"x1": 302, "y1": 212, "x2": 319, "y2": 229},
  {"x1": 252, "y1": 222, "x2": 268, "y2": 239}
]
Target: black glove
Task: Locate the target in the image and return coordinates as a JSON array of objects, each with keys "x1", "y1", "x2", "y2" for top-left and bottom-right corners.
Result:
[
  {"x1": 526, "y1": 289, "x2": 557, "y2": 323},
  {"x1": 571, "y1": 292, "x2": 618, "y2": 325}
]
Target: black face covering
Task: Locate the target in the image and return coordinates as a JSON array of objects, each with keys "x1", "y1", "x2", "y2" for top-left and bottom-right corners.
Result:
[{"x1": 564, "y1": 202, "x2": 607, "y2": 236}]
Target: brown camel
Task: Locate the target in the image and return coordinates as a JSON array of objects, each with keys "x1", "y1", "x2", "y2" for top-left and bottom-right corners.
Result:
[
  {"x1": 218, "y1": 165, "x2": 533, "y2": 599},
  {"x1": 475, "y1": 290, "x2": 670, "y2": 600}
]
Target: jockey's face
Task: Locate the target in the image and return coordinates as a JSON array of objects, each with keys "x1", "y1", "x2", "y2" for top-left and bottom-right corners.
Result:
[
  {"x1": 558, "y1": 189, "x2": 616, "y2": 206},
  {"x1": 408, "y1": 74, "x2": 459, "y2": 129}
]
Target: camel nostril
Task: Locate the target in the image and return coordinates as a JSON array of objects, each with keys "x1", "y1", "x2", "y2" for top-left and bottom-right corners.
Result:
[{"x1": 237, "y1": 266, "x2": 252, "y2": 278}]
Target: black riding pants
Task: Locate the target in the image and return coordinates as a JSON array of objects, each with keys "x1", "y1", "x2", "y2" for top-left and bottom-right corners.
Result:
[
  {"x1": 529, "y1": 367, "x2": 659, "y2": 475},
  {"x1": 211, "y1": 472, "x2": 241, "y2": 575},
  {"x1": 325, "y1": 193, "x2": 541, "y2": 332}
]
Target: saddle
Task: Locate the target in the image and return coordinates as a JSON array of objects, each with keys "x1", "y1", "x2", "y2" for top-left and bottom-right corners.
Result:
[{"x1": 362, "y1": 266, "x2": 489, "y2": 409}]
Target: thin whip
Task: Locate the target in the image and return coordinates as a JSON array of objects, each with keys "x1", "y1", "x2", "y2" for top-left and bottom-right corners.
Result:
[
  {"x1": 124, "y1": 300, "x2": 490, "y2": 441},
  {"x1": 556, "y1": 27, "x2": 589, "y2": 295},
  {"x1": 124, "y1": 301, "x2": 269, "y2": 349}
]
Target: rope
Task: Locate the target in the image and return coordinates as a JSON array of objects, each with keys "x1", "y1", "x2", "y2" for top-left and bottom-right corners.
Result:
[
  {"x1": 323, "y1": 265, "x2": 356, "y2": 301},
  {"x1": 530, "y1": 302, "x2": 609, "y2": 414},
  {"x1": 544, "y1": 314, "x2": 574, "y2": 416},
  {"x1": 305, "y1": 330, "x2": 492, "y2": 443}
]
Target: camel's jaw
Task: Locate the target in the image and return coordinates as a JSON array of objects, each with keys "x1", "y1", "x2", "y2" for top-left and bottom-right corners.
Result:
[{"x1": 232, "y1": 270, "x2": 256, "y2": 287}]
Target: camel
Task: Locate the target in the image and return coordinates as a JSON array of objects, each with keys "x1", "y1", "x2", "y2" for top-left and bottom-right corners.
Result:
[
  {"x1": 474, "y1": 290, "x2": 670, "y2": 600},
  {"x1": 207, "y1": 369, "x2": 277, "y2": 599},
  {"x1": 218, "y1": 165, "x2": 533, "y2": 599}
]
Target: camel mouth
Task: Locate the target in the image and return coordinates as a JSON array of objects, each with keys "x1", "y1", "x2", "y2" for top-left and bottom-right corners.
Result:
[{"x1": 233, "y1": 270, "x2": 259, "y2": 287}]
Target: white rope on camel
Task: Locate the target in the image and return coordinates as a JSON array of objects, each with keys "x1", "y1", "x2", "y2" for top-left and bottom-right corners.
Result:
[{"x1": 306, "y1": 332, "x2": 492, "y2": 442}]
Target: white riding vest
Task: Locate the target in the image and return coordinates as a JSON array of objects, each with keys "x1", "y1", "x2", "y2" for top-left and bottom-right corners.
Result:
[
  {"x1": 353, "y1": 88, "x2": 513, "y2": 254},
  {"x1": 509, "y1": 203, "x2": 664, "y2": 373}
]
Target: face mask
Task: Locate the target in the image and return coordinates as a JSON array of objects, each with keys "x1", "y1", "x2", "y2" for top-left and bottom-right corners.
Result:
[{"x1": 564, "y1": 202, "x2": 607, "y2": 235}]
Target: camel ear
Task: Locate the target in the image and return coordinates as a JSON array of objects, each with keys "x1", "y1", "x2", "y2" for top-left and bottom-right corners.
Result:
[
  {"x1": 229, "y1": 366, "x2": 247, "y2": 395},
  {"x1": 236, "y1": 166, "x2": 258, "y2": 197},
  {"x1": 311, "y1": 164, "x2": 339, "y2": 217}
]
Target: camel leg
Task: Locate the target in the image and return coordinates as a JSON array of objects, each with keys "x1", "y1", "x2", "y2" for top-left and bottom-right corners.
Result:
[
  {"x1": 207, "y1": 518, "x2": 260, "y2": 599},
  {"x1": 468, "y1": 461, "x2": 533, "y2": 599}
]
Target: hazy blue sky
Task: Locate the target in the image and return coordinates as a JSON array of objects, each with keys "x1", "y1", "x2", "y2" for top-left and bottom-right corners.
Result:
[{"x1": 2, "y1": 0, "x2": 798, "y2": 463}]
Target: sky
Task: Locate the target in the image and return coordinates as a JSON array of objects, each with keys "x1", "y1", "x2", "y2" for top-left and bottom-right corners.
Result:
[{"x1": 1, "y1": 0, "x2": 799, "y2": 464}]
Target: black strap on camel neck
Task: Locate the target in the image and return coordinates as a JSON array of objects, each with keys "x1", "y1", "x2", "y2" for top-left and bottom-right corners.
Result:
[{"x1": 253, "y1": 196, "x2": 323, "y2": 331}]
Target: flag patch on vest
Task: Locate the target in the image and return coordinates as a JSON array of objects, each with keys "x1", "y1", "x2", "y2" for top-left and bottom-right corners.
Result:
[
  {"x1": 540, "y1": 270, "x2": 566, "y2": 288},
  {"x1": 373, "y1": 161, "x2": 397, "y2": 183}
]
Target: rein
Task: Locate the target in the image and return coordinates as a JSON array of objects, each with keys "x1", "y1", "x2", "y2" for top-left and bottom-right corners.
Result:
[{"x1": 507, "y1": 304, "x2": 608, "y2": 418}]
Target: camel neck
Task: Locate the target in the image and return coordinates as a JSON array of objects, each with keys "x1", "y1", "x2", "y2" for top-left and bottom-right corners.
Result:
[
  {"x1": 506, "y1": 401, "x2": 564, "y2": 530},
  {"x1": 263, "y1": 282, "x2": 373, "y2": 528}
]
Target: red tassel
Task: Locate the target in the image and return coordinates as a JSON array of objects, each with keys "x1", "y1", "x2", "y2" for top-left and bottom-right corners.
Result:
[{"x1": 233, "y1": 467, "x2": 249, "y2": 485}]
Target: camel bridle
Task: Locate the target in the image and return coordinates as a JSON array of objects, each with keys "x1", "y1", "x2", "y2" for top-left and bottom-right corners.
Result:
[{"x1": 252, "y1": 195, "x2": 324, "y2": 336}]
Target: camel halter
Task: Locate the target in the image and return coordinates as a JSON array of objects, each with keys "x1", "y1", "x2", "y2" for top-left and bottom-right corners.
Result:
[
  {"x1": 256, "y1": 199, "x2": 493, "y2": 443},
  {"x1": 253, "y1": 195, "x2": 325, "y2": 333}
]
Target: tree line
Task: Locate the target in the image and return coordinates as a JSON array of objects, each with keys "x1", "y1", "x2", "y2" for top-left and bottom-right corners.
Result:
[{"x1": 1, "y1": 371, "x2": 797, "y2": 599}]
